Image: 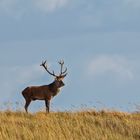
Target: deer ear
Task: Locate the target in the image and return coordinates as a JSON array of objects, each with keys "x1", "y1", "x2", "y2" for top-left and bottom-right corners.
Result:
[{"x1": 61, "y1": 74, "x2": 67, "y2": 78}]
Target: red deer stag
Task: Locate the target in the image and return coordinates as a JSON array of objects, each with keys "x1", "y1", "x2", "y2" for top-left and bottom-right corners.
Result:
[{"x1": 22, "y1": 60, "x2": 67, "y2": 113}]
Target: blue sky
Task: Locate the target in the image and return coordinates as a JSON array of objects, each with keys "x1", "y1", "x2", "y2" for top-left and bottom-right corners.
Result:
[{"x1": 0, "y1": 0, "x2": 140, "y2": 112}]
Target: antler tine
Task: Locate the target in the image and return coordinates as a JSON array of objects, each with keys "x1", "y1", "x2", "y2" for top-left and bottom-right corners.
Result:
[
  {"x1": 40, "y1": 60, "x2": 57, "y2": 77},
  {"x1": 58, "y1": 60, "x2": 64, "y2": 65},
  {"x1": 58, "y1": 59, "x2": 67, "y2": 76},
  {"x1": 62, "y1": 67, "x2": 67, "y2": 74},
  {"x1": 40, "y1": 60, "x2": 46, "y2": 67},
  {"x1": 58, "y1": 59, "x2": 64, "y2": 75}
]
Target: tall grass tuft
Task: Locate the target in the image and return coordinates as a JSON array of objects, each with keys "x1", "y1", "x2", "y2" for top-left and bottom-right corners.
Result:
[{"x1": 0, "y1": 110, "x2": 139, "y2": 140}]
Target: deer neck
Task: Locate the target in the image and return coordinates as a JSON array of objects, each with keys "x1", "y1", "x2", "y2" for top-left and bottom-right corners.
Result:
[{"x1": 49, "y1": 82, "x2": 60, "y2": 97}]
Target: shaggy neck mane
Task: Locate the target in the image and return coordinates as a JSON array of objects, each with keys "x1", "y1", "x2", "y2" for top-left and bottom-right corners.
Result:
[{"x1": 48, "y1": 81, "x2": 59, "y2": 95}]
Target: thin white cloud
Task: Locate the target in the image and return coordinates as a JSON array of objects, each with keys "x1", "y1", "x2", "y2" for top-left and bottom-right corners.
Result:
[
  {"x1": 34, "y1": 0, "x2": 69, "y2": 13},
  {"x1": 124, "y1": 0, "x2": 140, "y2": 7},
  {"x1": 0, "y1": 64, "x2": 45, "y2": 101},
  {"x1": 0, "y1": 0, "x2": 69, "y2": 16},
  {"x1": 78, "y1": 0, "x2": 140, "y2": 29},
  {"x1": 0, "y1": 0, "x2": 16, "y2": 14},
  {"x1": 0, "y1": 0, "x2": 140, "y2": 18},
  {"x1": 88, "y1": 55, "x2": 134, "y2": 81},
  {"x1": 11, "y1": 64, "x2": 44, "y2": 83},
  {"x1": 0, "y1": 0, "x2": 26, "y2": 18}
]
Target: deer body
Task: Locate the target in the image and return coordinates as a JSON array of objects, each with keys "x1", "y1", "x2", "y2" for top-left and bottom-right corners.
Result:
[
  {"x1": 22, "y1": 60, "x2": 67, "y2": 113},
  {"x1": 22, "y1": 82, "x2": 64, "y2": 101}
]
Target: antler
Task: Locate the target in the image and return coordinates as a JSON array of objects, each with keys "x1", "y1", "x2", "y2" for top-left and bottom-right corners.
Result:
[
  {"x1": 40, "y1": 61, "x2": 57, "y2": 77},
  {"x1": 41, "y1": 60, "x2": 67, "y2": 78},
  {"x1": 58, "y1": 60, "x2": 67, "y2": 77}
]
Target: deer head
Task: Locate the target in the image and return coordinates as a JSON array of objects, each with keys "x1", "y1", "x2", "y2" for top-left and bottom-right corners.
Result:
[{"x1": 40, "y1": 60, "x2": 67, "y2": 88}]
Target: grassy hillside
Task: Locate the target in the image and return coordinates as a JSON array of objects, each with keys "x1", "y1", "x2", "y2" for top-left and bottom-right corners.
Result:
[{"x1": 0, "y1": 110, "x2": 139, "y2": 140}]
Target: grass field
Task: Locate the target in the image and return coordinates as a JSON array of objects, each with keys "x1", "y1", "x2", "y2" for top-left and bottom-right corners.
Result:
[{"x1": 0, "y1": 110, "x2": 139, "y2": 140}]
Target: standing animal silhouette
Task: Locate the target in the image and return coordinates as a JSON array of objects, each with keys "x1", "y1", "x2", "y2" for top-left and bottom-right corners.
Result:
[{"x1": 22, "y1": 60, "x2": 67, "y2": 113}]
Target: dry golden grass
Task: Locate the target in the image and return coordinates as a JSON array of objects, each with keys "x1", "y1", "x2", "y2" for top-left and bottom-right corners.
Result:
[{"x1": 0, "y1": 110, "x2": 139, "y2": 140}]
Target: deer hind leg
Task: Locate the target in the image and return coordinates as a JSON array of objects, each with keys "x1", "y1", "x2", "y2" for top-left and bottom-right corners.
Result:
[
  {"x1": 25, "y1": 99, "x2": 31, "y2": 113},
  {"x1": 45, "y1": 100, "x2": 50, "y2": 113}
]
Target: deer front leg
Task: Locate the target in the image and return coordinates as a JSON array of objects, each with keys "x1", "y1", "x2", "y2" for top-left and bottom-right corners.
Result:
[
  {"x1": 45, "y1": 100, "x2": 50, "y2": 113},
  {"x1": 25, "y1": 99, "x2": 31, "y2": 113}
]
